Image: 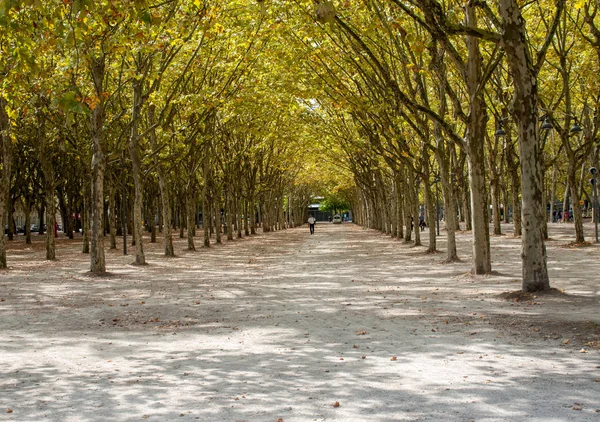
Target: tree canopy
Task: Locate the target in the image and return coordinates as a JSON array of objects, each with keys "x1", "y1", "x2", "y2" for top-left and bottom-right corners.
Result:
[{"x1": 1, "y1": 0, "x2": 599, "y2": 292}]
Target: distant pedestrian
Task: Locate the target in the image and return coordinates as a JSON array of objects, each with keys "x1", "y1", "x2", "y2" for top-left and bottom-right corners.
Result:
[
  {"x1": 308, "y1": 215, "x2": 316, "y2": 234},
  {"x1": 419, "y1": 213, "x2": 426, "y2": 231}
]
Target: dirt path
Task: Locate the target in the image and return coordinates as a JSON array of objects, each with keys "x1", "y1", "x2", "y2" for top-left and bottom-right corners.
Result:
[{"x1": 1, "y1": 223, "x2": 599, "y2": 421}]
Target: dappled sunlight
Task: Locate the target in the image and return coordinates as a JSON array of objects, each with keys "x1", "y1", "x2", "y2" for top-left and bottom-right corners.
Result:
[{"x1": 1, "y1": 223, "x2": 599, "y2": 420}]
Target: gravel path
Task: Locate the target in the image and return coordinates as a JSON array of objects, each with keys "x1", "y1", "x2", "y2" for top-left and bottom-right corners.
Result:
[{"x1": 1, "y1": 223, "x2": 599, "y2": 421}]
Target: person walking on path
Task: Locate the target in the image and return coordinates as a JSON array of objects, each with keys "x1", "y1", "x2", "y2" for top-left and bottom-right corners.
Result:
[{"x1": 308, "y1": 215, "x2": 316, "y2": 234}]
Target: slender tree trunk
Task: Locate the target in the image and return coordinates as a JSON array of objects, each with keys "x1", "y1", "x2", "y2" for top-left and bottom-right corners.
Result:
[
  {"x1": 226, "y1": 190, "x2": 234, "y2": 240},
  {"x1": 491, "y1": 177, "x2": 502, "y2": 235},
  {"x1": 0, "y1": 97, "x2": 11, "y2": 268},
  {"x1": 567, "y1": 161, "x2": 585, "y2": 242},
  {"x1": 24, "y1": 198, "x2": 31, "y2": 245},
  {"x1": 82, "y1": 187, "x2": 90, "y2": 254},
  {"x1": 465, "y1": 4, "x2": 491, "y2": 274},
  {"x1": 250, "y1": 193, "x2": 256, "y2": 235},
  {"x1": 395, "y1": 174, "x2": 404, "y2": 239},
  {"x1": 549, "y1": 165, "x2": 557, "y2": 224},
  {"x1": 129, "y1": 78, "x2": 145, "y2": 265},
  {"x1": 244, "y1": 200, "x2": 250, "y2": 236},
  {"x1": 186, "y1": 185, "x2": 196, "y2": 251},
  {"x1": 89, "y1": 57, "x2": 106, "y2": 274},
  {"x1": 214, "y1": 201, "x2": 222, "y2": 244}
]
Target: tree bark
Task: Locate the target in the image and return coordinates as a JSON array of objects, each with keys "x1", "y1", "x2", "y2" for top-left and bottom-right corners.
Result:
[
  {"x1": 89, "y1": 56, "x2": 107, "y2": 274},
  {"x1": 465, "y1": 4, "x2": 491, "y2": 274},
  {"x1": 129, "y1": 77, "x2": 146, "y2": 265},
  {"x1": 186, "y1": 185, "x2": 196, "y2": 251},
  {"x1": 0, "y1": 97, "x2": 11, "y2": 269},
  {"x1": 499, "y1": 0, "x2": 550, "y2": 291}
]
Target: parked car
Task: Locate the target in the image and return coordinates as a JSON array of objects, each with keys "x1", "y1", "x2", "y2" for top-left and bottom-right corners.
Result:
[
  {"x1": 332, "y1": 214, "x2": 342, "y2": 224},
  {"x1": 30, "y1": 224, "x2": 39, "y2": 232}
]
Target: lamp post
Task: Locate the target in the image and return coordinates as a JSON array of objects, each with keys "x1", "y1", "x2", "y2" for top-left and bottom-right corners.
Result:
[{"x1": 590, "y1": 167, "x2": 598, "y2": 243}]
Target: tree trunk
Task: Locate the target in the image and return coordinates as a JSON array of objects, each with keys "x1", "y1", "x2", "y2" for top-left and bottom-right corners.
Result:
[
  {"x1": 186, "y1": 186, "x2": 196, "y2": 251},
  {"x1": 250, "y1": 193, "x2": 256, "y2": 235},
  {"x1": 202, "y1": 187, "x2": 211, "y2": 248},
  {"x1": 24, "y1": 197, "x2": 31, "y2": 245},
  {"x1": 244, "y1": 200, "x2": 250, "y2": 236},
  {"x1": 89, "y1": 57, "x2": 106, "y2": 274},
  {"x1": 465, "y1": 4, "x2": 491, "y2": 274},
  {"x1": 491, "y1": 176, "x2": 502, "y2": 235},
  {"x1": 108, "y1": 180, "x2": 117, "y2": 249},
  {"x1": 129, "y1": 78, "x2": 146, "y2": 265},
  {"x1": 567, "y1": 161, "x2": 585, "y2": 243},
  {"x1": 499, "y1": 0, "x2": 551, "y2": 291},
  {"x1": 549, "y1": 165, "x2": 557, "y2": 224},
  {"x1": 82, "y1": 187, "x2": 90, "y2": 254},
  {"x1": 0, "y1": 97, "x2": 11, "y2": 268}
]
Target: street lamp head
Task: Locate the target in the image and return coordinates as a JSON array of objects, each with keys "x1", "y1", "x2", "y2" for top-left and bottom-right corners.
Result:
[
  {"x1": 590, "y1": 167, "x2": 598, "y2": 176},
  {"x1": 540, "y1": 117, "x2": 553, "y2": 130},
  {"x1": 570, "y1": 121, "x2": 582, "y2": 134}
]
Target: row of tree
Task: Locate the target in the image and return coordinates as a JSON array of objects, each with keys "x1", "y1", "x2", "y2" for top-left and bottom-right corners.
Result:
[
  {"x1": 2, "y1": 1, "x2": 600, "y2": 294},
  {"x1": 0, "y1": 1, "x2": 323, "y2": 272},
  {"x1": 286, "y1": 0, "x2": 600, "y2": 293}
]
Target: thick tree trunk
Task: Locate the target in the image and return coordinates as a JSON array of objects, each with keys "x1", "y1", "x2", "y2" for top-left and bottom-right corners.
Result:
[{"x1": 499, "y1": 0, "x2": 550, "y2": 291}]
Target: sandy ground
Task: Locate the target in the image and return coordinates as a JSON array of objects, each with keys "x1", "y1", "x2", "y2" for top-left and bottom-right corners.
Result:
[{"x1": 0, "y1": 221, "x2": 599, "y2": 422}]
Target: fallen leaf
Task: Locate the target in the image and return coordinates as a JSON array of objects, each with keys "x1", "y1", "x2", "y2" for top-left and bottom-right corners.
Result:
[
  {"x1": 356, "y1": 331, "x2": 368, "y2": 335},
  {"x1": 562, "y1": 339, "x2": 571, "y2": 345},
  {"x1": 580, "y1": 348, "x2": 589, "y2": 354},
  {"x1": 276, "y1": 419, "x2": 284, "y2": 422},
  {"x1": 6, "y1": 409, "x2": 13, "y2": 413},
  {"x1": 333, "y1": 401, "x2": 340, "y2": 408},
  {"x1": 572, "y1": 406, "x2": 582, "y2": 411},
  {"x1": 362, "y1": 355, "x2": 366, "y2": 359},
  {"x1": 390, "y1": 356, "x2": 397, "y2": 361}
]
